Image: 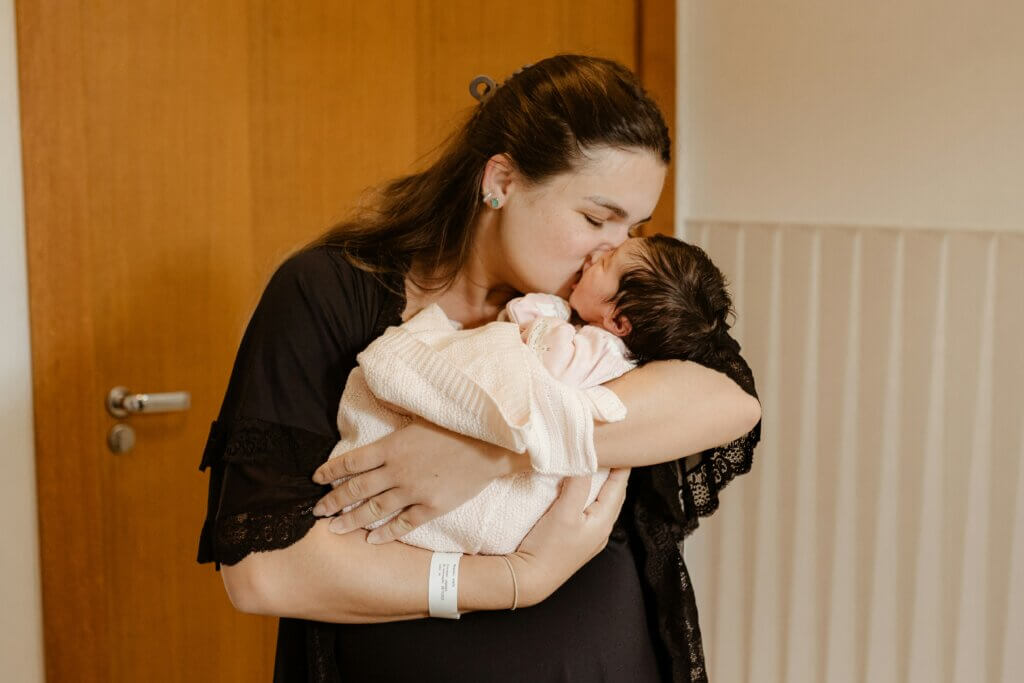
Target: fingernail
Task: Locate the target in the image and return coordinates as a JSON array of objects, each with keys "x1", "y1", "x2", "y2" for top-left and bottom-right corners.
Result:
[
  {"x1": 329, "y1": 519, "x2": 349, "y2": 534},
  {"x1": 312, "y1": 472, "x2": 326, "y2": 484},
  {"x1": 366, "y1": 532, "x2": 382, "y2": 544},
  {"x1": 313, "y1": 503, "x2": 326, "y2": 517}
]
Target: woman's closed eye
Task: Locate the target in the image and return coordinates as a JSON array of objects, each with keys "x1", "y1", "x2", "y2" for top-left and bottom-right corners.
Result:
[{"x1": 584, "y1": 213, "x2": 645, "y2": 238}]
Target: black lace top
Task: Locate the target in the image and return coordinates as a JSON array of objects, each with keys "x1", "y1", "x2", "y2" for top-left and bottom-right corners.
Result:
[{"x1": 197, "y1": 245, "x2": 761, "y2": 683}]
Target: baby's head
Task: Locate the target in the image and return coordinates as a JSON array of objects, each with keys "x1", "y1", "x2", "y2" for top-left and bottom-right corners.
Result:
[{"x1": 568, "y1": 235, "x2": 735, "y2": 365}]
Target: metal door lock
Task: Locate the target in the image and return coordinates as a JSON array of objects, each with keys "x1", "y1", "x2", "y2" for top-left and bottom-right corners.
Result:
[
  {"x1": 105, "y1": 386, "x2": 191, "y2": 453},
  {"x1": 107, "y1": 423, "x2": 136, "y2": 454}
]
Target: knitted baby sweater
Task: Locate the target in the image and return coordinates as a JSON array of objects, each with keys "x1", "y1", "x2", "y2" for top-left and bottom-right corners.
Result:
[{"x1": 328, "y1": 299, "x2": 634, "y2": 555}]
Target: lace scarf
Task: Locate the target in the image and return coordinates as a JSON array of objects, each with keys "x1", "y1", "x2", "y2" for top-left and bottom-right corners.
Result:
[{"x1": 630, "y1": 344, "x2": 761, "y2": 683}]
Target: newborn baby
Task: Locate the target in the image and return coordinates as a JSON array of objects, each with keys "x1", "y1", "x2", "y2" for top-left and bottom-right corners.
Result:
[
  {"x1": 502, "y1": 234, "x2": 737, "y2": 382},
  {"x1": 328, "y1": 234, "x2": 735, "y2": 555}
]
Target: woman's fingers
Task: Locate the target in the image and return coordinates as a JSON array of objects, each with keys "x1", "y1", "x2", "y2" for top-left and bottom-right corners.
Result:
[
  {"x1": 312, "y1": 445, "x2": 386, "y2": 486},
  {"x1": 584, "y1": 467, "x2": 631, "y2": 518},
  {"x1": 312, "y1": 467, "x2": 391, "y2": 517},
  {"x1": 326, "y1": 489, "x2": 404, "y2": 534},
  {"x1": 551, "y1": 475, "x2": 593, "y2": 517},
  {"x1": 311, "y1": 417, "x2": 510, "y2": 544},
  {"x1": 362, "y1": 505, "x2": 432, "y2": 544}
]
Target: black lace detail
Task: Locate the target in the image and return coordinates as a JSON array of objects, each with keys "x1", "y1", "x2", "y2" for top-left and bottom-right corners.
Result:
[
  {"x1": 198, "y1": 416, "x2": 335, "y2": 568},
  {"x1": 631, "y1": 495, "x2": 707, "y2": 683},
  {"x1": 219, "y1": 416, "x2": 337, "y2": 476},
  {"x1": 684, "y1": 425, "x2": 760, "y2": 524},
  {"x1": 215, "y1": 498, "x2": 322, "y2": 567},
  {"x1": 683, "y1": 348, "x2": 761, "y2": 538},
  {"x1": 630, "y1": 335, "x2": 761, "y2": 682}
]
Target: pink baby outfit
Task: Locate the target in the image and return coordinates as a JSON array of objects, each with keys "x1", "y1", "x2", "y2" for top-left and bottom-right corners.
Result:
[
  {"x1": 328, "y1": 293, "x2": 637, "y2": 555},
  {"x1": 497, "y1": 292, "x2": 636, "y2": 386}
]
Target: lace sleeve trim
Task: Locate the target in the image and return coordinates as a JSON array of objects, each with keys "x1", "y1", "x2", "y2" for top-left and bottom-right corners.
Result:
[
  {"x1": 680, "y1": 348, "x2": 761, "y2": 537},
  {"x1": 217, "y1": 416, "x2": 337, "y2": 473},
  {"x1": 627, "y1": 342, "x2": 761, "y2": 682},
  {"x1": 213, "y1": 497, "x2": 322, "y2": 567},
  {"x1": 201, "y1": 414, "x2": 338, "y2": 475},
  {"x1": 199, "y1": 416, "x2": 336, "y2": 567},
  {"x1": 632, "y1": 342, "x2": 762, "y2": 540},
  {"x1": 684, "y1": 420, "x2": 761, "y2": 526}
]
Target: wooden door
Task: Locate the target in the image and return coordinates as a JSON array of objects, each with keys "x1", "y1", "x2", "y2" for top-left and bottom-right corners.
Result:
[{"x1": 16, "y1": 1, "x2": 672, "y2": 679}]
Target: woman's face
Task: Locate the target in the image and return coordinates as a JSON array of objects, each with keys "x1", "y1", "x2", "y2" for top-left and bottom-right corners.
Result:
[{"x1": 493, "y1": 146, "x2": 666, "y2": 299}]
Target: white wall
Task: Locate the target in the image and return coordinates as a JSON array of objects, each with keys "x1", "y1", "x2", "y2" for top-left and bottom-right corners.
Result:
[
  {"x1": 677, "y1": 2, "x2": 1024, "y2": 682},
  {"x1": 0, "y1": 0, "x2": 45, "y2": 680},
  {"x1": 677, "y1": 0, "x2": 1024, "y2": 233}
]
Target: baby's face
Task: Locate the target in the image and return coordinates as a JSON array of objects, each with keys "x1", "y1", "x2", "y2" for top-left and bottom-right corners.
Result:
[{"x1": 568, "y1": 237, "x2": 644, "y2": 335}]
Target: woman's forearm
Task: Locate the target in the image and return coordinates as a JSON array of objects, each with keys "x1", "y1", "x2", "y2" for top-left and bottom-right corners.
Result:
[
  {"x1": 592, "y1": 359, "x2": 761, "y2": 469},
  {"x1": 222, "y1": 519, "x2": 514, "y2": 623}
]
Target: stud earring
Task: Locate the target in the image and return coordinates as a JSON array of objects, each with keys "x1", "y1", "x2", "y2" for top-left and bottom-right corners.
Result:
[{"x1": 482, "y1": 192, "x2": 501, "y2": 209}]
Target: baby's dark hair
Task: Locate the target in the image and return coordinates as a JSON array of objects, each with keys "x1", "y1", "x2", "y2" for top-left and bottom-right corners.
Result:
[{"x1": 610, "y1": 235, "x2": 737, "y2": 366}]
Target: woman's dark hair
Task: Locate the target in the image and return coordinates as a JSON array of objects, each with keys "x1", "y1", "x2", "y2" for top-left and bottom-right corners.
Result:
[
  {"x1": 611, "y1": 235, "x2": 739, "y2": 366},
  {"x1": 304, "y1": 54, "x2": 671, "y2": 297}
]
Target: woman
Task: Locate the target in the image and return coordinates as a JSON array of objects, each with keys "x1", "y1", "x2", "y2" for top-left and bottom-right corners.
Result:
[{"x1": 198, "y1": 54, "x2": 762, "y2": 682}]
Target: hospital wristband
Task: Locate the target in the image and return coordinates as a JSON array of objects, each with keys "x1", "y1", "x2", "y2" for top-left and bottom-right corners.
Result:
[{"x1": 428, "y1": 551, "x2": 463, "y2": 619}]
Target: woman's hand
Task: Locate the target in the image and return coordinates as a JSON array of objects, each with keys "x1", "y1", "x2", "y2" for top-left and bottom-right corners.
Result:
[
  {"x1": 507, "y1": 467, "x2": 632, "y2": 607},
  {"x1": 310, "y1": 417, "x2": 526, "y2": 543}
]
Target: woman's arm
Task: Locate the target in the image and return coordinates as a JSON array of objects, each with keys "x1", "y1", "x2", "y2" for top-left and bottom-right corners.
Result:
[
  {"x1": 222, "y1": 468, "x2": 631, "y2": 622},
  {"x1": 310, "y1": 359, "x2": 759, "y2": 542},
  {"x1": 222, "y1": 520, "x2": 510, "y2": 622},
  {"x1": 592, "y1": 359, "x2": 761, "y2": 469}
]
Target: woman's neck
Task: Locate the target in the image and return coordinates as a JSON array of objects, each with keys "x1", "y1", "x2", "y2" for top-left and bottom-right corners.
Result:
[{"x1": 402, "y1": 214, "x2": 518, "y2": 328}]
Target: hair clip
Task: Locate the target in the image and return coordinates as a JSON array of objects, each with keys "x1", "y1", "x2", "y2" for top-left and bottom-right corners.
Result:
[{"x1": 469, "y1": 75, "x2": 496, "y2": 102}]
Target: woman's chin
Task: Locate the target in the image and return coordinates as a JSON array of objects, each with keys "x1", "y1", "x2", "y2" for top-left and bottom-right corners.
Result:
[{"x1": 553, "y1": 281, "x2": 574, "y2": 301}]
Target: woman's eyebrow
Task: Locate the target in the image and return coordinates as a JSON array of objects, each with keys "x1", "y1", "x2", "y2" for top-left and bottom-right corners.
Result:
[{"x1": 584, "y1": 195, "x2": 652, "y2": 223}]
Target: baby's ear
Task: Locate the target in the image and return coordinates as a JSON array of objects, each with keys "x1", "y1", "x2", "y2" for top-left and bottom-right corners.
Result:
[{"x1": 608, "y1": 313, "x2": 632, "y2": 337}]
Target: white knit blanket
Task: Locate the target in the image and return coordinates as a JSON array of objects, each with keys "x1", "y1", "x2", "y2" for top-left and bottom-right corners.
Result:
[{"x1": 328, "y1": 303, "x2": 629, "y2": 555}]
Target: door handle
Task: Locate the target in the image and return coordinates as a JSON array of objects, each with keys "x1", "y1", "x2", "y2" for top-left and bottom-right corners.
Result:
[{"x1": 106, "y1": 386, "x2": 191, "y2": 418}]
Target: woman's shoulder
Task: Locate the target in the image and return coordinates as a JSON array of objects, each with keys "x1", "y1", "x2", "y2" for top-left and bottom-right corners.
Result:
[
  {"x1": 262, "y1": 245, "x2": 406, "y2": 336},
  {"x1": 272, "y1": 245, "x2": 401, "y2": 300}
]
